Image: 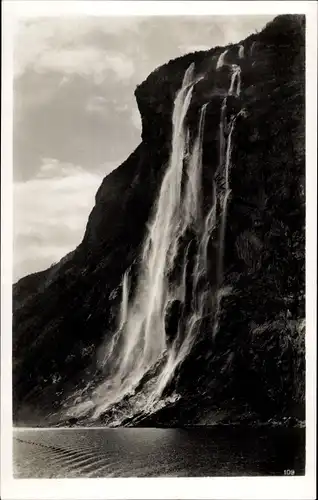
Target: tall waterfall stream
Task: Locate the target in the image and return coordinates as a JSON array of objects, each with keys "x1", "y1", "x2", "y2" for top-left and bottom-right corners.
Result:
[{"x1": 66, "y1": 52, "x2": 244, "y2": 425}]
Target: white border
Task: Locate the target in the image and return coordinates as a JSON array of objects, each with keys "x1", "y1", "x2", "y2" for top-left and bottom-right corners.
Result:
[{"x1": 1, "y1": 2, "x2": 317, "y2": 499}]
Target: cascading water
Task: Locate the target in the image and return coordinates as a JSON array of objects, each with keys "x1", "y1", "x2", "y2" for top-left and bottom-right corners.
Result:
[
  {"x1": 66, "y1": 53, "x2": 244, "y2": 424},
  {"x1": 216, "y1": 49, "x2": 228, "y2": 69},
  {"x1": 212, "y1": 60, "x2": 243, "y2": 338}
]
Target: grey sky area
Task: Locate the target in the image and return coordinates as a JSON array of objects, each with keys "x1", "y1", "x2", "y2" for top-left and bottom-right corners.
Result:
[{"x1": 13, "y1": 15, "x2": 275, "y2": 281}]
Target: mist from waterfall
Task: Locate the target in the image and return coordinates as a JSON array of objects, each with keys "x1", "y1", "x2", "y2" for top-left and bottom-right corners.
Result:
[{"x1": 66, "y1": 55, "x2": 243, "y2": 424}]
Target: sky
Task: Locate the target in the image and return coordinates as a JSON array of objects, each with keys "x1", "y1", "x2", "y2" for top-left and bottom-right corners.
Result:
[{"x1": 13, "y1": 15, "x2": 275, "y2": 281}]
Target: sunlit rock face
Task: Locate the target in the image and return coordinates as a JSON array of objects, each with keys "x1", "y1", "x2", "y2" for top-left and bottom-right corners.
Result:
[{"x1": 13, "y1": 15, "x2": 305, "y2": 428}]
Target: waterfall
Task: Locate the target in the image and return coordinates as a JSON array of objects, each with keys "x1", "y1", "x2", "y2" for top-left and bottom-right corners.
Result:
[
  {"x1": 212, "y1": 65, "x2": 243, "y2": 338},
  {"x1": 88, "y1": 63, "x2": 200, "y2": 419},
  {"x1": 238, "y1": 45, "x2": 244, "y2": 59},
  {"x1": 183, "y1": 103, "x2": 208, "y2": 228},
  {"x1": 216, "y1": 49, "x2": 228, "y2": 69},
  {"x1": 229, "y1": 65, "x2": 241, "y2": 96},
  {"x1": 97, "y1": 269, "x2": 131, "y2": 369},
  {"x1": 66, "y1": 57, "x2": 244, "y2": 423}
]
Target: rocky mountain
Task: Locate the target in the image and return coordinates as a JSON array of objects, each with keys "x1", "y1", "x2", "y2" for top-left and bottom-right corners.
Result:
[{"x1": 13, "y1": 14, "x2": 305, "y2": 427}]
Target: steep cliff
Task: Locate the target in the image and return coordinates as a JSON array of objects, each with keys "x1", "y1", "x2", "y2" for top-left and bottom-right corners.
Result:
[{"x1": 13, "y1": 15, "x2": 305, "y2": 427}]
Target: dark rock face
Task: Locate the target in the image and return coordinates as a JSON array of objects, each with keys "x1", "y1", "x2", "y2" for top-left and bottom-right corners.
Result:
[{"x1": 13, "y1": 15, "x2": 305, "y2": 426}]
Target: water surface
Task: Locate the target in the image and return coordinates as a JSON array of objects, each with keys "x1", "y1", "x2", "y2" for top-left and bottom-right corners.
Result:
[{"x1": 13, "y1": 427, "x2": 305, "y2": 478}]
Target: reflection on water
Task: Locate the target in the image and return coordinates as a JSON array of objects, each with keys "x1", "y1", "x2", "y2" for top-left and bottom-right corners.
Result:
[{"x1": 13, "y1": 427, "x2": 305, "y2": 478}]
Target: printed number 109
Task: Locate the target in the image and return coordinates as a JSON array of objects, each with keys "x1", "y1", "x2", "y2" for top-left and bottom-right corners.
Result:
[{"x1": 284, "y1": 469, "x2": 295, "y2": 476}]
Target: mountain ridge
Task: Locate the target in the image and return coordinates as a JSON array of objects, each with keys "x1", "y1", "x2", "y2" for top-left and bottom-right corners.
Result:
[{"x1": 13, "y1": 14, "x2": 305, "y2": 427}]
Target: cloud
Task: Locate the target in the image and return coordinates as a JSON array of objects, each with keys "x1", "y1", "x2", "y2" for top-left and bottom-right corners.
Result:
[
  {"x1": 36, "y1": 157, "x2": 87, "y2": 179},
  {"x1": 17, "y1": 45, "x2": 135, "y2": 83},
  {"x1": 13, "y1": 159, "x2": 110, "y2": 281},
  {"x1": 85, "y1": 95, "x2": 110, "y2": 114},
  {"x1": 15, "y1": 18, "x2": 138, "y2": 82},
  {"x1": 35, "y1": 48, "x2": 134, "y2": 83}
]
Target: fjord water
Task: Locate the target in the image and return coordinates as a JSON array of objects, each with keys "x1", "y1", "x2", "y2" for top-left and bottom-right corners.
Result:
[
  {"x1": 13, "y1": 427, "x2": 305, "y2": 478},
  {"x1": 66, "y1": 52, "x2": 247, "y2": 425}
]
